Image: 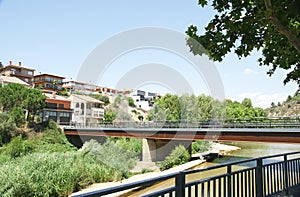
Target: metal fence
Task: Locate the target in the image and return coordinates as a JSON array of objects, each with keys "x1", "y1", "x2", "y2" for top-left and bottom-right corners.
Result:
[{"x1": 72, "y1": 151, "x2": 300, "y2": 197}]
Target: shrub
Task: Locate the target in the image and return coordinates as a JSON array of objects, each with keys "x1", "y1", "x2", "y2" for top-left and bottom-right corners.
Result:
[
  {"x1": 0, "y1": 152, "x2": 118, "y2": 196},
  {"x1": 0, "y1": 113, "x2": 16, "y2": 145},
  {"x1": 9, "y1": 107, "x2": 25, "y2": 127},
  {"x1": 192, "y1": 140, "x2": 210, "y2": 154},
  {"x1": 157, "y1": 145, "x2": 190, "y2": 171},
  {"x1": 80, "y1": 139, "x2": 138, "y2": 178}
]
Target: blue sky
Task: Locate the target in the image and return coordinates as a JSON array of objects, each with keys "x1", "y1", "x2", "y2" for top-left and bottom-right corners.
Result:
[{"x1": 0, "y1": 0, "x2": 298, "y2": 108}]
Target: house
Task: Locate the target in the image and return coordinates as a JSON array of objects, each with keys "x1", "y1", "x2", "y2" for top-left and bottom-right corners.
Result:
[
  {"x1": 69, "y1": 94, "x2": 104, "y2": 125},
  {"x1": 33, "y1": 73, "x2": 65, "y2": 92},
  {"x1": 131, "y1": 90, "x2": 158, "y2": 111},
  {"x1": 40, "y1": 92, "x2": 73, "y2": 125},
  {"x1": 0, "y1": 75, "x2": 31, "y2": 87},
  {"x1": 63, "y1": 80, "x2": 97, "y2": 94},
  {"x1": 0, "y1": 61, "x2": 35, "y2": 84}
]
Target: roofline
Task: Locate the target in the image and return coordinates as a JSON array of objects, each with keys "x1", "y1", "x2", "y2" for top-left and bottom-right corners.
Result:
[
  {"x1": 1, "y1": 65, "x2": 35, "y2": 71},
  {"x1": 34, "y1": 73, "x2": 65, "y2": 79}
]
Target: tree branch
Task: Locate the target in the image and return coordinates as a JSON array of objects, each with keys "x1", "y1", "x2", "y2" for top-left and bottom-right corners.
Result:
[{"x1": 264, "y1": 0, "x2": 300, "y2": 54}]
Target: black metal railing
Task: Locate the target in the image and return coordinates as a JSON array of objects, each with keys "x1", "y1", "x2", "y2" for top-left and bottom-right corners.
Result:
[
  {"x1": 72, "y1": 151, "x2": 300, "y2": 197},
  {"x1": 68, "y1": 116, "x2": 300, "y2": 129}
]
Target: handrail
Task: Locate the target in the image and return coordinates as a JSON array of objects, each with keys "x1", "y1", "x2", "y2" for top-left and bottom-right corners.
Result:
[
  {"x1": 71, "y1": 151, "x2": 300, "y2": 197},
  {"x1": 66, "y1": 116, "x2": 300, "y2": 129}
]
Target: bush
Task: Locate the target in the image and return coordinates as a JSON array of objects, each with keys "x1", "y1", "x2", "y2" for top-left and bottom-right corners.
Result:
[
  {"x1": 0, "y1": 152, "x2": 118, "y2": 196},
  {"x1": 157, "y1": 145, "x2": 190, "y2": 171},
  {"x1": 192, "y1": 140, "x2": 210, "y2": 154},
  {"x1": 2, "y1": 135, "x2": 34, "y2": 158},
  {"x1": 0, "y1": 113, "x2": 16, "y2": 145},
  {"x1": 80, "y1": 139, "x2": 138, "y2": 179},
  {"x1": 9, "y1": 107, "x2": 25, "y2": 127}
]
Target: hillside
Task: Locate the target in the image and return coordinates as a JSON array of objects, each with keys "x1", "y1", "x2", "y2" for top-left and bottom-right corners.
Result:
[{"x1": 266, "y1": 90, "x2": 300, "y2": 117}]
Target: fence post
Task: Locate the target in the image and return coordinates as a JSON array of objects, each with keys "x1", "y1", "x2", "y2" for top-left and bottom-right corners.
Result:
[
  {"x1": 227, "y1": 164, "x2": 232, "y2": 197},
  {"x1": 283, "y1": 155, "x2": 289, "y2": 195},
  {"x1": 175, "y1": 172, "x2": 185, "y2": 197},
  {"x1": 256, "y1": 158, "x2": 263, "y2": 197}
]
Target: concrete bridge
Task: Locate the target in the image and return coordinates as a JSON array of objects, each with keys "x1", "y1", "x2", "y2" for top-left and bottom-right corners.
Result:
[{"x1": 64, "y1": 117, "x2": 300, "y2": 162}]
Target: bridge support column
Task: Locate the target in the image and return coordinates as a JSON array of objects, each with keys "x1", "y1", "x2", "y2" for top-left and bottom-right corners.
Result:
[{"x1": 142, "y1": 138, "x2": 192, "y2": 162}]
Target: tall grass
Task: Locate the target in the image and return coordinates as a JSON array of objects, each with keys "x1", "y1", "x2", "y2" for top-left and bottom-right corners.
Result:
[{"x1": 0, "y1": 152, "x2": 120, "y2": 197}]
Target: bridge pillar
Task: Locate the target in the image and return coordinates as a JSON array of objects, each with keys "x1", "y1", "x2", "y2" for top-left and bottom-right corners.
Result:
[{"x1": 142, "y1": 138, "x2": 192, "y2": 162}]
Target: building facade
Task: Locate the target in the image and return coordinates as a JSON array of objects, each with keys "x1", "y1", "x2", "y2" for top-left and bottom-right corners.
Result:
[
  {"x1": 0, "y1": 61, "x2": 35, "y2": 84},
  {"x1": 40, "y1": 93, "x2": 73, "y2": 125},
  {"x1": 63, "y1": 80, "x2": 97, "y2": 94},
  {"x1": 69, "y1": 94, "x2": 104, "y2": 126},
  {"x1": 33, "y1": 73, "x2": 65, "y2": 92},
  {"x1": 131, "y1": 90, "x2": 158, "y2": 111}
]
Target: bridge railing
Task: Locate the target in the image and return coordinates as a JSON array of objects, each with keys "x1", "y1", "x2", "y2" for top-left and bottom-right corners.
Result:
[
  {"x1": 72, "y1": 151, "x2": 300, "y2": 197},
  {"x1": 69, "y1": 116, "x2": 300, "y2": 129}
]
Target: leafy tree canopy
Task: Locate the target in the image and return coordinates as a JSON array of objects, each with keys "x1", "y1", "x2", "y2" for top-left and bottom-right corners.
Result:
[
  {"x1": 0, "y1": 84, "x2": 46, "y2": 119},
  {"x1": 186, "y1": 0, "x2": 300, "y2": 86}
]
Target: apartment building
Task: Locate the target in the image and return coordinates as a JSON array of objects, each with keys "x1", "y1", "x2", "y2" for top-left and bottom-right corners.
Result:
[
  {"x1": 40, "y1": 92, "x2": 73, "y2": 125},
  {"x1": 131, "y1": 90, "x2": 158, "y2": 111},
  {"x1": 0, "y1": 61, "x2": 35, "y2": 84},
  {"x1": 63, "y1": 80, "x2": 97, "y2": 94},
  {"x1": 33, "y1": 73, "x2": 65, "y2": 91},
  {"x1": 69, "y1": 94, "x2": 104, "y2": 126}
]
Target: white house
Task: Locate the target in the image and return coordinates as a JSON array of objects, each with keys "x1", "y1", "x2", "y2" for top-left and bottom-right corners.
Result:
[
  {"x1": 69, "y1": 94, "x2": 104, "y2": 126},
  {"x1": 131, "y1": 90, "x2": 158, "y2": 111}
]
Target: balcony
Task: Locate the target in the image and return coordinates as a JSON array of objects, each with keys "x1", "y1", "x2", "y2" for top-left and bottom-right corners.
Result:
[{"x1": 86, "y1": 108, "x2": 104, "y2": 118}]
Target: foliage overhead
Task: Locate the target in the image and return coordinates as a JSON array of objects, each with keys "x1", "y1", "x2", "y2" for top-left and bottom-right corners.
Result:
[{"x1": 186, "y1": 0, "x2": 300, "y2": 86}]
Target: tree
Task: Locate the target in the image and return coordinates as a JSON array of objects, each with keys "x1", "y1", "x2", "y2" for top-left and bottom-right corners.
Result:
[
  {"x1": 95, "y1": 95, "x2": 110, "y2": 105},
  {"x1": 23, "y1": 88, "x2": 46, "y2": 120},
  {"x1": 186, "y1": 0, "x2": 300, "y2": 86},
  {"x1": 0, "y1": 83, "x2": 26, "y2": 111},
  {"x1": 0, "y1": 84, "x2": 46, "y2": 120},
  {"x1": 127, "y1": 97, "x2": 136, "y2": 107},
  {"x1": 242, "y1": 98, "x2": 253, "y2": 108}
]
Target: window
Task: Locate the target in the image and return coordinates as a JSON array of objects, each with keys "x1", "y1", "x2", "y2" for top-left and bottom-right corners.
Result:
[
  {"x1": 81, "y1": 103, "x2": 84, "y2": 115},
  {"x1": 75, "y1": 103, "x2": 79, "y2": 108},
  {"x1": 46, "y1": 103, "x2": 57, "y2": 109},
  {"x1": 59, "y1": 104, "x2": 64, "y2": 109},
  {"x1": 87, "y1": 103, "x2": 91, "y2": 109},
  {"x1": 46, "y1": 111, "x2": 57, "y2": 117},
  {"x1": 59, "y1": 112, "x2": 70, "y2": 117}
]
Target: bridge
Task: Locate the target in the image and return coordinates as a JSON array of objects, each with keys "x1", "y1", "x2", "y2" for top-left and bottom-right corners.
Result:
[
  {"x1": 72, "y1": 151, "x2": 300, "y2": 197},
  {"x1": 64, "y1": 117, "x2": 300, "y2": 162}
]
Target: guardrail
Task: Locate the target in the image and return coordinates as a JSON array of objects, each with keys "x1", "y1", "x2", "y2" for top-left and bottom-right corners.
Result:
[
  {"x1": 67, "y1": 116, "x2": 300, "y2": 129},
  {"x1": 72, "y1": 151, "x2": 300, "y2": 197}
]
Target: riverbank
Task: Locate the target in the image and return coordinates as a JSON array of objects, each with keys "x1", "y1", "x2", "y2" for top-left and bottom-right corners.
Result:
[{"x1": 71, "y1": 142, "x2": 240, "y2": 197}]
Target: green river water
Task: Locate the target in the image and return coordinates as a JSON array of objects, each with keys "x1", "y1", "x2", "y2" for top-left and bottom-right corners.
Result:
[{"x1": 124, "y1": 142, "x2": 300, "y2": 196}]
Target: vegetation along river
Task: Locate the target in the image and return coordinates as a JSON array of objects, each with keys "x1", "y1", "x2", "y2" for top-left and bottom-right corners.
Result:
[{"x1": 123, "y1": 141, "x2": 300, "y2": 196}]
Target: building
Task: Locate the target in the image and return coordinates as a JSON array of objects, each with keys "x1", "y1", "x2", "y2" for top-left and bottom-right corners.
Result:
[
  {"x1": 96, "y1": 86, "x2": 117, "y2": 95},
  {"x1": 40, "y1": 93, "x2": 73, "y2": 125},
  {"x1": 0, "y1": 75, "x2": 31, "y2": 87},
  {"x1": 0, "y1": 61, "x2": 35, "y2": 84},
  {"x1": 33, "y1": 73, "x2": 65, "y2": 92},
  {"x1": 63, "y1": 80, "x2": 97, "y2": 94},
  {"x1": 69, "y1": 94, "x2": 104, "y2": 125},
  {"x1": 131, "y1": 90, "x2": 158, "y2": 111}
]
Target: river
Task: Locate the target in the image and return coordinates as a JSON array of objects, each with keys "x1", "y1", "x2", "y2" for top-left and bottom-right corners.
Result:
[{"x1": 123, "y1": 142, "x2": 300, "y2": 196}]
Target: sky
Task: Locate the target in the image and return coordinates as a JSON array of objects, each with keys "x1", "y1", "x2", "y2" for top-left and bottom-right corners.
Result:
[{"x1": 0, "y1": 0, "x2": 298, "y2": 108}]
